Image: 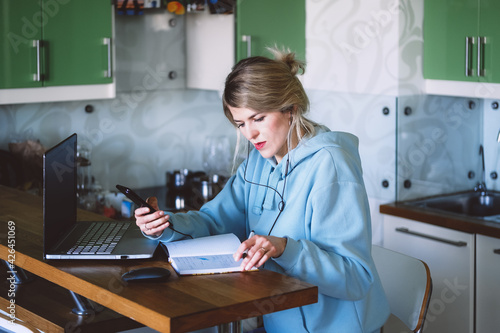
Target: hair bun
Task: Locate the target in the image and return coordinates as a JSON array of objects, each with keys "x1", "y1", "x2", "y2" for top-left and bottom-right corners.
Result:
[{"x1": 267, "y1": 46, "x2": 305, "y2": 76}]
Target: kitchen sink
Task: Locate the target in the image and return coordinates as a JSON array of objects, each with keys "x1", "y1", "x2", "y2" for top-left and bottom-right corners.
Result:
[{"x1": 405, "y1": 191, "x2": 500, "y2": 220}]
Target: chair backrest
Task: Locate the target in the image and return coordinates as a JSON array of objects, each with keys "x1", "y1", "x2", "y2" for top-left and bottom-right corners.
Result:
[{"x1": 372, "y1": 245, "x2": 432, "y2": 333}]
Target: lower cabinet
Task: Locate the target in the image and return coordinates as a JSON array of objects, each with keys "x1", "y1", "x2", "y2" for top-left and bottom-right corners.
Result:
[
  {"x1": 383, "y1": 216, "x2": 475, "y2": 333},
  {"x1": 476, "y1": 234, "x2": 500, "y2": 333}
]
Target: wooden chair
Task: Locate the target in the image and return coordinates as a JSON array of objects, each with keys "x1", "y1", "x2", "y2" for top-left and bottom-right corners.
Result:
[{"x1": 372, "y1": 245, "x2": 433, "y2": 333}]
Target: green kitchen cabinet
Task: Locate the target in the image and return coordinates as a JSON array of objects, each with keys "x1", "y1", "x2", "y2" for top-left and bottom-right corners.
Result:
[
  {"x1": 235, "y1": 0, "x2": 305, "y2": 62},
  {"x1": 0, "y1": 0, "x2": 113, "y2": 89},
  {"x1": 478, "y1": 0, "x2": 500, "y2": 83},
  {"x1": 43, "y1": 0, "x2": 113, "y2": 87},
  {"x1": 423, "y1": 0, "x2": 500, "y2": 84},
  {"x1": 0, "y1": 0, "x2": 42, "y2": 89}
]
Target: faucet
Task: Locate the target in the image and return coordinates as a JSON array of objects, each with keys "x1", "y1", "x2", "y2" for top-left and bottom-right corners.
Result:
[{"x1": 474, "y1": 144, "x2": 487, "y2": 195}]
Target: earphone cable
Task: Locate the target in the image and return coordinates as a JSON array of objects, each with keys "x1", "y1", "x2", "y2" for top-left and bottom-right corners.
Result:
[
  {"x1": 268, "y1": 156, "x2": 289, "y2": 235},
  {"x1": 171, "y1": 227, "x2": 193, "y2": 239},
  {"x1": 243, "y1": 142, "x2": 285, "y2": 204},
  {"x1": 243, "y1": 142, "x2": 289, "y2": 235}
]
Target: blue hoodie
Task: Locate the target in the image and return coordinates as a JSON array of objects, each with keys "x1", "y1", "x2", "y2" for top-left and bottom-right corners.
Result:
[{"x1": 153, "y1": 127, "x2": 390, "y2": 332}]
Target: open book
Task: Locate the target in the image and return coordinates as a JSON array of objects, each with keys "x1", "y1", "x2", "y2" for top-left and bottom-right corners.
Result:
[{"x1": 161, "y1": 233, "x2": 258, "y2": 275}]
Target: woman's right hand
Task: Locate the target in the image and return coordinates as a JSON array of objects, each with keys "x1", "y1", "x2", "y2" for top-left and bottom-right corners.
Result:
[{"x1": 134, "y1": 196, "x2": 171, "y2": 237}]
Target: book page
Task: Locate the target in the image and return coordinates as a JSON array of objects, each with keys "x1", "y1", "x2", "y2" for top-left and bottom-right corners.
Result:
[
  {"x1": 163, "y1": 233, "x2": 242, "y2": 258},
  {"x1": 172, "y1": 254, "x2": 243, "y2": 275}
]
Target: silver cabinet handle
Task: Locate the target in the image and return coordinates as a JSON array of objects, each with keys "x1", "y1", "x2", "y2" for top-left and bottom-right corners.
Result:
[
  {"x1": 493, "y1": 249, "x2": 500, "y2": 255},
  {"x1": 477, "y1": 36, "x2": 485, "y2": 77},
  {"x1": 33, "y1": 40, "x2": 41, "y2": 82},
  {"x1": 465, "y1": 37, "x2": 473, "y2": 77},
  {"x1": 103, "y1": 38, "x2": 112, "y2": 78},
  {"x1": 395, "y1": 227, "x2": 468, "y2": 247},
  {"x1": 242, "y1": 35, "x2": 252, "y2": 58}
]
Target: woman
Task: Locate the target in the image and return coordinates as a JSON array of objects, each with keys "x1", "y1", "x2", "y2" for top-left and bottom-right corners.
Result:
[{"x1": 135, "y1": 48, "x2": 390, "y2": 332}]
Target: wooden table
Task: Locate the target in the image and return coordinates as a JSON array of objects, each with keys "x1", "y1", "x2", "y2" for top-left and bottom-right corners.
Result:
[{"x1": 0, "y1": 185, "x2": 318, "y2": 332}]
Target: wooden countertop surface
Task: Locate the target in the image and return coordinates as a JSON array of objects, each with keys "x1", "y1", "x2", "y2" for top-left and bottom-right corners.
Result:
[{"x1": 380, "y1": 201, "x2": 500, "y2": 239}]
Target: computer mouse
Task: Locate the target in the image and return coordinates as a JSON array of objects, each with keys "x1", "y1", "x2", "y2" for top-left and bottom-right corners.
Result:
[{"x1": 122, "y1": 267, "x2": 171, "y2": 283}]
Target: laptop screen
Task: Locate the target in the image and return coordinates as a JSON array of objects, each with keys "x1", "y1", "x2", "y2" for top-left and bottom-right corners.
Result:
[{"x1": 43, "y1": 133, "x2": 78, "y2": 254}]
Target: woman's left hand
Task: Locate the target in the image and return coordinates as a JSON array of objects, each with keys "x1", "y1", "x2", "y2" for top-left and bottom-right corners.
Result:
[{"x1": 233, "y1": 234, "x2": 287, "y2": 271}]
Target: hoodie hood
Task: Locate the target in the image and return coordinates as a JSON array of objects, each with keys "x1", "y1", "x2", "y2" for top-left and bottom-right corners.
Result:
[
  {"x1": 266, "y1": 125, "x2": 361, "y2": 178},
  {"x1": 251, "y1": 126, "x2": 362, "y2": 214}
]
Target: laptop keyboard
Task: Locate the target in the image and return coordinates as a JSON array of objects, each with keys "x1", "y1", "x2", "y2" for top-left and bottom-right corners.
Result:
[{"x1": 67, "y1": 222, "x2": 130, "y2": 255}]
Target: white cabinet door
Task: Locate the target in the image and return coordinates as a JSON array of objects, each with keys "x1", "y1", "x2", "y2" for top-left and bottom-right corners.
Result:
[
  {"x1": 186, "y1": 10, "x2": 234, "y2": 91},
  {"x1": 476, "y1": 234, "x2": 500, "y2": 333},
  {"x1": 383, "y1": 216, "x2": 474, "y2": 333},
  {"x1": 304, "y1": 0, "x2": 425, "y2": 96}
]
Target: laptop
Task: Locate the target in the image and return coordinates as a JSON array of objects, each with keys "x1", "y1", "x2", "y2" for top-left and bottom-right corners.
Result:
[{"x1": 43, "y1": 133, "x2": 158, "y2": 259}]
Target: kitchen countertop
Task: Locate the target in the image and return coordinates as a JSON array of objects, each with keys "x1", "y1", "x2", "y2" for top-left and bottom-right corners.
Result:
[{"x1": 380, "y1": 201, "x2": 500, "y2": 239}]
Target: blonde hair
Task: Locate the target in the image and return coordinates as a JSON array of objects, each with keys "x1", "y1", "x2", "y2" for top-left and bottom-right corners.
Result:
[{"x1": 222, "y1": 47, "x2": 318, "y2": 166}]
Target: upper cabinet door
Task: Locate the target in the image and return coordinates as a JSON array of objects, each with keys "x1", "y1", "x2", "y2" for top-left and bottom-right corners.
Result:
[
  {"x1": 235, "y1": 0, "x2": 305, "y2": 62},
  {"x1": 424, "y1": 0, "x2": 500, "y2": 84},
  {"x1": 478, "y1": 0, "x2": 500, "y2": 83},
  {"x1": 43, "y1": 0, "x2": 113, "y2": 86},
  {"x1": 0, "y1": 0, "x2": 43, "y2": 89},
  {"x1": 423, "y1": 0, "x2": 479, "y2": 82}
]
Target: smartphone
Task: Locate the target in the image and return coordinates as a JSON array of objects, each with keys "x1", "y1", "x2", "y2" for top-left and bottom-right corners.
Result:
[{"x1": 116, "y1": 184, "x2": 157, "y2": 214}]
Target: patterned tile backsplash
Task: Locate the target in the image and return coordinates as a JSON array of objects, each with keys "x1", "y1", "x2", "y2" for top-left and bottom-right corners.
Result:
[
  {"x1": 1, "y1": 89, "x2": 494, "y2": 199},
  {"x1": 0, "y1": 89, "x2": 235, "y2": 191}
]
